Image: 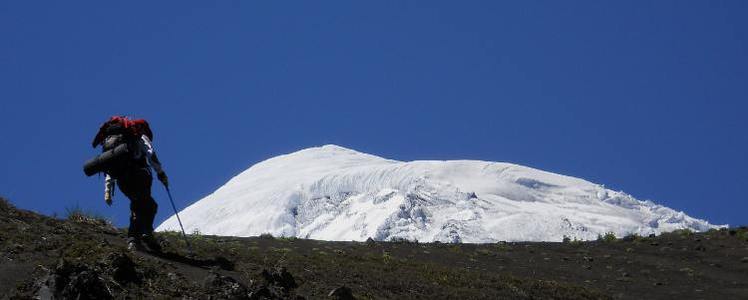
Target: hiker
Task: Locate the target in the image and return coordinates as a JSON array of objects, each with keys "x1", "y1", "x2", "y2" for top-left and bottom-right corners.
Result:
[{"x1": 89, "y1": 116, "x2": 168, "y2": 252}]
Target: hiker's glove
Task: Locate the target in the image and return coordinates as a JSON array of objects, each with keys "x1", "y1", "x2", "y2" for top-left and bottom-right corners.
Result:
[
  {"x1": 104, "y1": 191, "x2": 112, "y2": 206},
  {"x1": 157, "y1": 171, "x2": 169, "y2": 187}
]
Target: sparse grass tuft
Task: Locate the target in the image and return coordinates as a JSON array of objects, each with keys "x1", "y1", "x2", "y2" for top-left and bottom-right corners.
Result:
[
  {"x1": 277, "y1": 235, "x2": 297, "y2": 242},
  {"x1": 495, "y1": 242, "x2": 513, "y2": 251},
  {"x1": 271, "y1": 247, "x2": 293, "y2": 255},
  {"x1": 65, "y1": 204, "x2": 111, "y2": 227},
  {"x1": 0, "y1": 197, "x2": 13, "y2": 211},
  {"x1": 382, "y1": 250, "x2": 393, "y2": 264},
  {"x1": 673, "y1": 228, "x2": 694, "y2": 238},
  {"x1": 622, "y1": 233, "x2": 645, "y2": 243},
  {"x1": 560, "y1": 236, "x2": 586, "y2": 245},
  {"x1": 737, "y1": 229, "x2": 748, "y2": 241},
  {"x1": 597, "y1": 232, "x2": 617, "y2": 243}
]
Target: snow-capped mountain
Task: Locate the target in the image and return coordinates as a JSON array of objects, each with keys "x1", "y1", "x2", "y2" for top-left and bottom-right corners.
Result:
[{"x1": 157, "y1": 145, "x2": 720, "y2": 242}]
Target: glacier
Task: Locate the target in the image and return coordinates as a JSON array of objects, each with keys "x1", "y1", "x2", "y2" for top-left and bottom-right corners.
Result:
[{"x1": 157, "y1": 145, "x2": 721, "y2": 242}]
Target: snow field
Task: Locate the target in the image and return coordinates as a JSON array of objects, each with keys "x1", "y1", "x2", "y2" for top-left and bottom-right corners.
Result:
[{"x1": 157, "y1": 145, "x2": 721, "y2": 242}]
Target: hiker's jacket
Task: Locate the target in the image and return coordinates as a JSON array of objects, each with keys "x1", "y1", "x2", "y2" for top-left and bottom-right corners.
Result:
[{"x1": 104, "y1": 134, "x2": 164, "y2": 197}]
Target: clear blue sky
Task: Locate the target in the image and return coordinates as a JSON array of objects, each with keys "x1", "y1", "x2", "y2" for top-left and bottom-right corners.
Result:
[{"x1": 1, "y1": 1, "x2": 746, "y2": 227}]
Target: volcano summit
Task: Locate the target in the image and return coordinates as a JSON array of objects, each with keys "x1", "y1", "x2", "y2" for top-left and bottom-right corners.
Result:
[{"x1": 157, "y1": 145, "x2": 718, "y2": 242}]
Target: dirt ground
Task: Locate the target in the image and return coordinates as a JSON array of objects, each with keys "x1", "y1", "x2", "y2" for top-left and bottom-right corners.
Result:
[{"x1": 1, "y1": 197, "x2": 746, "y2": 299}]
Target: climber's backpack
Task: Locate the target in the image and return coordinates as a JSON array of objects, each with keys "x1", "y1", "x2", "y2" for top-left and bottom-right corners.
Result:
[{"x1": 84, "y1": 116, "x2": 153, "y2": 177}]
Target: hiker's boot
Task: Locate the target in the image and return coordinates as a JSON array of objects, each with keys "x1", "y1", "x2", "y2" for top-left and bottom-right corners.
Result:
[
  {"x1": 127, "y1": 237, "x2": 143, "y2": 252},
  {"x1": 142, "y1": 234, "x2": 162, "y2": 253}
]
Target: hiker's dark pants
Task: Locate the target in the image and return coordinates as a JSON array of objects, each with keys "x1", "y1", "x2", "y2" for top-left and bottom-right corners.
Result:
[{"x1": 117, "y1": 168, "x2": 158, "y2": 239}]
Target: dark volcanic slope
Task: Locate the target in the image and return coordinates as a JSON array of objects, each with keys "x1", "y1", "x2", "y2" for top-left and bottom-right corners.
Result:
[{"x1": 1, "y1": 197, "x2": 747, "y2": 299}]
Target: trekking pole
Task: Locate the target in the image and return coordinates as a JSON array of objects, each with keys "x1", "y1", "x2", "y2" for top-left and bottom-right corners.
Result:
[{"x1": 165, "y1": 186, "x2": 194, "y2": 255}]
